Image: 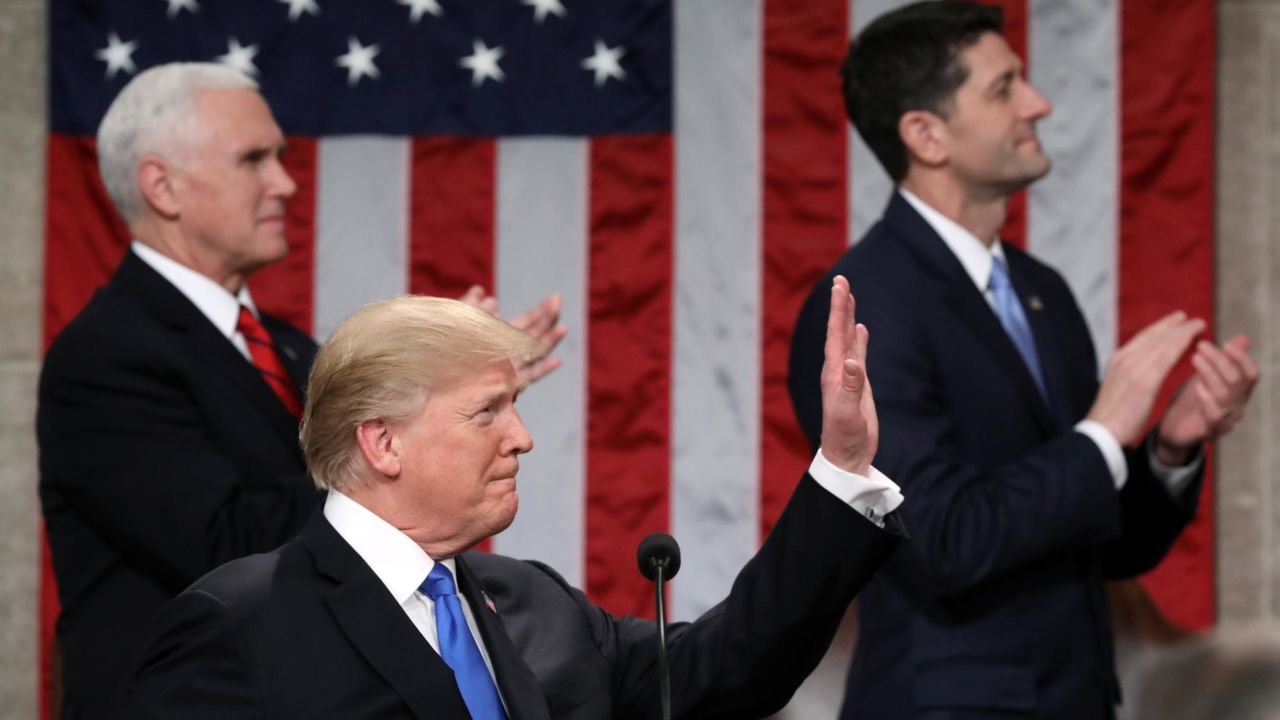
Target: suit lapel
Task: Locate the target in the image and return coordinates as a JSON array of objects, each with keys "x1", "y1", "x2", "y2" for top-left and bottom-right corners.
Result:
[
  {"x1": 302, "y1": 513, "x2": 474, "y2": 719},
  {"x1": 883, "y1": 195, "x2": 1057, "y2": 436},
  {"x1": 457, "y1": 556, "x2": 552, "y2": 720},
  {"x1": 114, "y1": 253, "x2": 304, "y2": 457},
  {"x1": 260, "y1": 312, "x2": 314, "y2": 400}
]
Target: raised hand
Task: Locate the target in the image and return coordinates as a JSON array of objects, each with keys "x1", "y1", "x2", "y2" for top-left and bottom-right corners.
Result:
[
  {"x1": 457, "y1": 285, "x2": 567, "y2": 385},
  {"x1": 508, "y1": 293, "x2": 567, "y2": 385},
  {"x1": 1155, "y1": 334, "x2": 1260, "y2": 464},
  {"x1": 819, "y1": 275, "x2": 878, "y2": 476},
  {"x1": 1086, "y1": 311, "x2": 1205, "y2": 446}
]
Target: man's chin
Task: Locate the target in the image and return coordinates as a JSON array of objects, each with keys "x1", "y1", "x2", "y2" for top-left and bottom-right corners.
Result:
[{"x1": 999, "y1": 159, "x2": 1052, "y2": 195}]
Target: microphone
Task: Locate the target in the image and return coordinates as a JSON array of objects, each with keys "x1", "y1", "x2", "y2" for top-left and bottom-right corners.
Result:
[
  {"x1": 637, "y1": 533, "x2": 681, "y2": 720},
  {"x1": 637, "y1": 532, "x2": 681, "y2": 582}
]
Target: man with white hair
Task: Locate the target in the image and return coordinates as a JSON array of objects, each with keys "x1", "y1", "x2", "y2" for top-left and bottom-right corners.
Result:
[
  {"x1": 128, "y1": 283, "x2": 904, "y2": 719},
  {"x1": 37, "y1": 62, "x2": 562, "y2": 717}
]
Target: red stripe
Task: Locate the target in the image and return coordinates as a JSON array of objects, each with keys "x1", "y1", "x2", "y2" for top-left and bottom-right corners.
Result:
[
  {"x1": 248, "y1": 136, "x2": 317, "y2": 335},
  {"x1": 408, "y1": 137, "x2": 497, "y2": 552},
  {"x1": 408, "y1": 137, "x2": 496, "y2": 299},
  {"x1": 1121, "y1": 0, "x2": 1216, "y2": 629},
  {"x1": 760, "y1": 0, "x2": 849, "y2": 538},
  {"x1": 41, "y1": 133, "x2": 132, "y2": 718},
  {"x1": 990, "y1": 0, "x2": 1029, "y2": 249},
  {"x1": 585, "y1": 134, "x2": 673, "y2": 617}
]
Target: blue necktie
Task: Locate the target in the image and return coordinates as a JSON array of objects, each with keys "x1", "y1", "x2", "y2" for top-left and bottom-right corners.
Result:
[
  {"x1": 421, "y1": 564, "x2": 508, "y2": 720},
  {"x1": 989, "y1": 257, "x2": 1047, "y2": 400}
]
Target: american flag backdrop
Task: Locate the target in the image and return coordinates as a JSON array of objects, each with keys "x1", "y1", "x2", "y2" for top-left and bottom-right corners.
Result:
[{"x1": 41, "y1": 0, "x2": 1215, "y2": 714}]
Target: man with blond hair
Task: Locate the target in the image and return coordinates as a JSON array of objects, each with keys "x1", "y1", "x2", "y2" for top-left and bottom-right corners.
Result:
[
  {"x1": 38, "y1": 62, "x2": 562, "y2": 717},
  {"x1": 128, "y1": 284, "x2": 904, "y2": 719}
]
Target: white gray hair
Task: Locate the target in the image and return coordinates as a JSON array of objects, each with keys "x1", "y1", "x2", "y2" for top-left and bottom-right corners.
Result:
[{"x1": 96, "y1": 62, "x2": 258, "y2": 224}]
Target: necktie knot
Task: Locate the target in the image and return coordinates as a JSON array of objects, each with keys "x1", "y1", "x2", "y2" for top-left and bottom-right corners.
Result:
[
  {"x1": 236, "y1": 305, "x2": 270, "y2": 343},
  {"x1": 987, "y1": 255, "x2": 1048, "y2": 402},
  {"x1": 235, "y1": 304, "x2": 303, "y2": 418},
  {"x1": 989, "y1": 256, "x2": 1013, "y2": 291},
  {"x1": 421, "y1": 564, "x2": 458, "y2": 601}
]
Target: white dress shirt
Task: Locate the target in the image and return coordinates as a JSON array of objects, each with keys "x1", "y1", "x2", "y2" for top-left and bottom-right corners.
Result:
[
  {"x1": 899, "y1": 189, "x2": 1200, "y2": 496},
  {"x1": 131, "y1": 241, "x2": 260, "y2": 361},
  {"x1": 323, "y1": 491, "x2": 506, "y2": 695}
]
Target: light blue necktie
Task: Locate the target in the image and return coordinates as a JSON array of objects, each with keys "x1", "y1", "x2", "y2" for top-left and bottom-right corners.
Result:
[
  {"x1": 421, "y1": 564, "x2": 508, "y2": 720},
  {"x1": 989, "y1": 257, "x2": 1047, "y2": 400}
]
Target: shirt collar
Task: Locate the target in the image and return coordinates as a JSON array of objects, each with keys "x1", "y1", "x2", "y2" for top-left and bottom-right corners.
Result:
[
  {"x1": 323, "y1": 489, "x2": 456, "y2": 605},
  {"x1": 131, "y1": 240, "x2": 258, "y2": 338},
  {"x1": 897, "y1": 189, "x2": 1007, "y2": 292}
]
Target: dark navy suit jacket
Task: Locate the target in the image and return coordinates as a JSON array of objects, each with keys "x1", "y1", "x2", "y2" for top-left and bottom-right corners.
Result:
[
  {"x1": 38, "y1": 250, "x2": 322, "y2": 718},
  {"x1": 787, "y1": 194, "x2": 1201, "y2": 719},
  {"x1": 126, "y1": 477, "x2": 904, "y2": 719}
]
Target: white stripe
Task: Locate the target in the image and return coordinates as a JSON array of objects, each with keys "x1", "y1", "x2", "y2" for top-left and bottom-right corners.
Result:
[
  {"x1": 670, "y1": 0, "x2": 762, "y2": 621},
  {"x1": 1027, "y1": 0, "x2": 1119, "y2": 365},
  {"x1": 490, "y1": 138, "x2": 589, "y2": 589},
  {"x1": 848, "y1": 0, "x2": 914, "y2": 244},
  {"x1": 313, "y1": 137, "x2": 410, "y2": 339}
]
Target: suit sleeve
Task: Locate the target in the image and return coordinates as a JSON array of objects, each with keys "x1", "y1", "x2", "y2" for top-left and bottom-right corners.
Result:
[
  {"x1": 540, "y1": 476, "x2": 902, "y2": 719},
  {"x1": 127, "y1": 590, "x2": 267, "y2": 719},
  {"x1": 38, "y1": 322, "x2": 320, "y2": 595},
  {"x1": 1101, "y1": 441, "x2": 1203, "y2": 579},
  {"x1": 789, "y1": 277, "x2": 1124, "y2": 598}
]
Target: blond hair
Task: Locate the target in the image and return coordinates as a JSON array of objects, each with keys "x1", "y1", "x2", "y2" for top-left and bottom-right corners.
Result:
[{"x1": 301, "y1": 295, "x2": 540, "y2": 491}]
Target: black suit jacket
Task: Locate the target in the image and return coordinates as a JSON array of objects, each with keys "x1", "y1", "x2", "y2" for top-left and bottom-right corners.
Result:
[
  {"x1": 37, "y1": 250, "x2": 322, "y2": 718},
  {"x1": 126, "y1": 475, "x2": 904, "y2": 719},
  {"x1": 787, "y1": 194, "x2": 1201, "y2": 719}
]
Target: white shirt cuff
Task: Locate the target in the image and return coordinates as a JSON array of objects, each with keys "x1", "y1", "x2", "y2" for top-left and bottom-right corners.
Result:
[
  {"x1": 1146, "y1": 435, "x2": 1203, "y2": 499},
  {"x1": 810, "y1": 451, "x2": 904, "y2": 528},
  {"x1": 1075, "y1": 420, "x2": 1128, "y2": 489}
]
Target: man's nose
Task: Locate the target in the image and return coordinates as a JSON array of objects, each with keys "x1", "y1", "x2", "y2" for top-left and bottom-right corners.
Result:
[
  {"x1": 506, "y1": 409, "x2": 533, "y2": 455},
  {"x1": 270, "y1": 159, "x2": 297, "y2": 199}
]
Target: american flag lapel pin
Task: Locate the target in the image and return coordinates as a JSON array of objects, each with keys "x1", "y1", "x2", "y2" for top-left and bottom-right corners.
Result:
[{"x1": 484, "y1": 593, "x2": 497, "y2": 614}]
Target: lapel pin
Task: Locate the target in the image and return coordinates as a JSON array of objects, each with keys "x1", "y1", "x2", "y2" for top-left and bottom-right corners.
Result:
[
  {"x1": 484, "y1": 594, "x2": 497, "y2": 614},
  {"x1": 282, "y1": 346, "x2": 298, "y2": 361},
  {"x1": 1027, "y1": 296, "x2": 1044, "y2": 311}
]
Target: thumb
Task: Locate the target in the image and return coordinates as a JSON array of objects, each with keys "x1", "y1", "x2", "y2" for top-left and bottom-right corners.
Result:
[{"x1": 842, "y1": 359, "x2": 865, "y2": 395}]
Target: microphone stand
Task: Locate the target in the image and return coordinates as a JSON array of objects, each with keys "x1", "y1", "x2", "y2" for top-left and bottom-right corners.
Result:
[{"x1": 654, "y1": 560, "x2": 671, "y2": 720}]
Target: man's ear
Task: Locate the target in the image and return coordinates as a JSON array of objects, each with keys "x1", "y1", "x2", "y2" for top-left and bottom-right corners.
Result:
[
  {"x1": 355, "y1": 419, "x2": 402, "y2": 480},
  {"x1": 136, "y1": 155, "x2": 181, "y2": 220},
  {"x1": 899, "y1": 109, "x2": 948, "y2": 169}
]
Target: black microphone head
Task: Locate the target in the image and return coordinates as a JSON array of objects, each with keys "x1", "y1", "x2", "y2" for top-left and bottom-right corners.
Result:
[{"x1": 637, "y1": 532, "x2": 681, "y2": 582}]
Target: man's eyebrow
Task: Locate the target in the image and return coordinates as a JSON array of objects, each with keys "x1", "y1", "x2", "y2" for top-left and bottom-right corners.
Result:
[
  {"x1": 471, "y1": 387, "x2": 513, "y2": 410},
  {"x1": 987, "y1": 67, "x2": 1018, "y2": 94}
]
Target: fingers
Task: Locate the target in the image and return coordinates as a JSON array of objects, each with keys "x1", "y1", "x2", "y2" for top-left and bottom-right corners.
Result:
[
  {"x1": 853, "y1": 321, "x2": 869, "y2": 369},
  {"x1": 512, "y1": 293, "x2": 562, "y2": 336},
  {"x1": 459, "y1": 284, "x2": 486, "y2": 306},
  {"x1": 1114, "y1": 312, "x2": 1205, "y2": 383},
  {"x1": 1191, "y1": 344, "x2": 1235, "y2": 399},
  {"x1": 1222, "y1": 334, "x2": 1261, "y2": 387},
  {"x1": 1191, "y1": 335, "x2": 1259, "y2": 418},
  {"x1": 518, "y1": 355, "x2": 563, "y2": 385},
  {"x1": 824, "y1": 276, "x2": 853, "y2": 377}
]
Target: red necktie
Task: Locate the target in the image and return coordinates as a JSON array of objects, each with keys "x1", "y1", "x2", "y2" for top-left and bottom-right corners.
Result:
[{"x1": 236, "y1": 305, "x2": 303, "y2": 418}]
